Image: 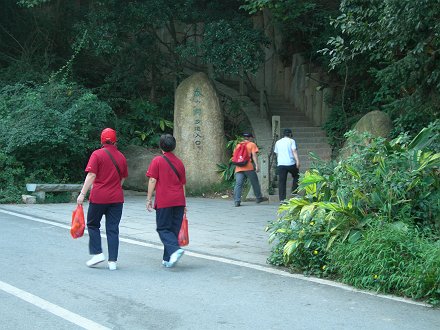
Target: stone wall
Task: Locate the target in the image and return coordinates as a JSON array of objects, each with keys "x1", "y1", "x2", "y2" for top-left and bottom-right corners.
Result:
[
  {"x1": 251, "y1": 11, "x2": 334, "y2": 126},
  {"x1": 288, "y1": 54, "x2": 333, "y2": 127},
  {"x1": 252, "y1": 50, "x2": 333, "y2": 127}
]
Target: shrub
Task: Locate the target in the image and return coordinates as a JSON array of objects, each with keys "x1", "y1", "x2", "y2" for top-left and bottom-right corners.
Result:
[
  {"x1": 330, "y1": 224, "x2": 440, "y2": 305},
  {"x1": 0, "y1": 81, "x2": 115, "y2": 184},
  {"x1": 0, "y1": 152, "x2": 26, "y2": 203},
  {"x1": 267, "y1": 122, "x2": 440, "y2": 278},
  {"x1": 117, "y1": 99, "x2": 173, "y2": 147}
]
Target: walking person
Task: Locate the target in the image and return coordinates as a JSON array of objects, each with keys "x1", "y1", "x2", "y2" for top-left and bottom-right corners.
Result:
[
  {"x1": 146, "y1": 134, "x2": 186, "y2": 268},
  {"x1": 77, "y1": 128, "x2": 128, "y2": 271},
  {"x1": 274, "y1": 128, "x2": 300, "y2": 203},
  {"x1": 233, "y1": 132, "x2": 266, "y2": 207}
]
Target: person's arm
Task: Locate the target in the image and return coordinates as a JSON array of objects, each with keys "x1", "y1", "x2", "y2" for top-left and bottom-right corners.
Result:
[
  {"x1": 146, "y1": 177, "x2": 157, "y2": 212},
  {"x1": 252, "y1": 151, "x2": 259, "y2": 173},
  {"x1": 77, "y1": 172, "x2": 96, "y2": 205},
  {"x1": 292, "y1": 148, "x2": 300, "y2": 169}
]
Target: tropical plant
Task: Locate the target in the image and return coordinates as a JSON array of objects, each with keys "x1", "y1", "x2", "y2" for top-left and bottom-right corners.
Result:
[
  {"x1": 267, "y1": 122, "x2": 440, "y2": 274},
  {"x1": 216, "y1": 136, "x2": 244, "y2": 183}
]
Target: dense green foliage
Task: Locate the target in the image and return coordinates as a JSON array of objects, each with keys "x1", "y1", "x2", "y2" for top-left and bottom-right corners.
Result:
[
  {"x1": 243, "y1": 0, "x2": 440, "y2": 150},
  {"x1": 1, "y1": 0, "x2": 438, "y2": 305},
  {"x1": 0, "y1": 152, "x2": 26, "y2": 203},
  {"x1": 331, "y1": 225, "x2": 440, "y2": 304},
  {"x1": 0, "y1": 0, "x2": 266, "y2": 198},
  {"x1": 267, "y1": 123, "x2": 440, "y2": 303},
  {"x1": 0, "y1": 82, "x2": 115, "y2": 201},
  {"x1": 322, "y1": 0, "x2": 440, "y2": 139}
]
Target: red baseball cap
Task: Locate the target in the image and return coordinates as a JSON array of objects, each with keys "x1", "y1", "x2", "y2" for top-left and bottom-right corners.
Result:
[{"x1": 101, "y1": 128, "x2": 117, "y2": 144}]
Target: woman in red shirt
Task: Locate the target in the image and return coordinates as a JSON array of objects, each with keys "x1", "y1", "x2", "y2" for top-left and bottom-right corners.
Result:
[
  {"x1": 77, "y1": 128, "x2": 128, "y2": 271},
  {"x1": 146, "y1": 134, "x2": 186, "y2": 268}
]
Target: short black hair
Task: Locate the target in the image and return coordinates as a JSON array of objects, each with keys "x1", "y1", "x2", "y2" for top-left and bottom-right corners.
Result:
[
  {"x1": 283, "y1": 128, "x2": 292, "y2": 137},
  {"x1": 242, "y1": 132, "x2": 254, "y2": 138},
  {"x1": 159, "y1": 134, "x2": 176, "y2": 152}
]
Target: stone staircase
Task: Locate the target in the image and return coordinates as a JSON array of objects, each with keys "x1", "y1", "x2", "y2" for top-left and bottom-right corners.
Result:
[
  {"x1": 265, "y1": 95, "x2": 332, "y2": 202},
  {"x1": 183, "y1": 70, "x2": 331, "y2": 202},
  {"x1": 267, "y1": 95, "x2": 332, "y2": 172}
]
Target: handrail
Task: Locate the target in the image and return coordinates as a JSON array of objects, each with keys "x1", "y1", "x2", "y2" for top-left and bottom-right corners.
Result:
[
  {"x1": 267, "y1": 119, "x2": 279, "y2": 192},
  {"x1": 263, "y1": 89, "x2": 271, "y2": 118}
]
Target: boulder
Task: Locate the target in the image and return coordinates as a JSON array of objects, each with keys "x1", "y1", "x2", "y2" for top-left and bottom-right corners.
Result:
[
  {"x1": 121, "y1": 145, "x2": 161, "y2": 191},
  {"x1": 174, "y1": 72, "x2": 226, "y2": 191},
  {"x1": 341, "y1": 110, "x2": 392, "y2": 158},
  {"x1": 353, "y1": 110, "x2": 392, "y2": 137}
]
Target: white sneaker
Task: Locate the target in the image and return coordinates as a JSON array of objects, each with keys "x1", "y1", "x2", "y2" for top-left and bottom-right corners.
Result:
[
  {"x1": 162, "y1": 260, "x2": 173, "y2": 268},
  {"x1": 86, "y1": 253, "x2": 105, "y2": 267},
  {"x1": 169, "y1": 249, "x2": 185, "y2": 265},
  {"x1": 108, "y1": 261, "x2": 117, "y2": 271}
]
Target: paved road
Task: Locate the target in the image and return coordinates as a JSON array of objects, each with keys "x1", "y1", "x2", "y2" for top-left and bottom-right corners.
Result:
[{"x1": 1, "y1": 196, "x2": 439, "y2": 329}]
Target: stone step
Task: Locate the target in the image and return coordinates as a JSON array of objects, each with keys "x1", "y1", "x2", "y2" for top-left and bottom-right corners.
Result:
[
  {"x1": 289, "y1": 127, "x2": 328, "y2": 133},
  {"x1": 299, "y1": 147, "x2": 332, "y2": 154},
  {"x1": 268, "y1": 95, "x2": 332, "y2": 166},
  {"x1": 275, "y1": 110, "x2": 308, "y2": 116},
  {"x1": 300, "y1": 154, "x2": 332, "y2": 162},
  {"x1": 271, "y1": 107, "x2": 296, "y2": 112},
  {"x1": 291, "y1": 133, "x2": 328, "y2": 139},
  {"x1": 267, "y1": 96, "x2": 288, "y2": 102},
  {"x1": 294, "y1": 136, "x2": 329, "y2": 143},
  {"x1": 277, "y1": 117, "x2": 311, "y2": 122},
  {"x1": 301, "y1": 153, "x2": 332, "y2": 161},
  {"x1": 298, "y1": 149, "x2": 330, "y2": 156},
  {"x1": 283, "y1": 121, "x2": 315, "y2": 127},
  {"x1": 280, "y1": 116, "x2": 313, "y2": 122},
  {"x1": 273, "y1": 108, "x2": 306, "y2": 113}
]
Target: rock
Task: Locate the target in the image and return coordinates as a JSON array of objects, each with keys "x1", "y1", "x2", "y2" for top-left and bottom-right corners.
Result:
[
  {"x1": 22, "y1": 195, "x2": 36, "y2": 204},
  {"x1": 121, "y1": 145, "x2": 161, "y2": 191},
  {"x1": 174, "y1": 72, "x2": 226, "y2": 191},
  {"x1": 341, "y1": 110, "x2": 392, "y2": 158},
  {"x1": 353, "y1": 110, "x2": 392, "y2": 137}
]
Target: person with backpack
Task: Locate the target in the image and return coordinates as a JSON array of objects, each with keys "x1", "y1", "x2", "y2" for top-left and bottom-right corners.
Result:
[
  {"x1": 232, "y1": 132, "x2": 265, "y2": 207},
  {"x1": 274, "y1": 128, "x2": 300, "y2": 203},
  {"x1": 146, "y1": 134, "x2": 186, "y2": 268}
]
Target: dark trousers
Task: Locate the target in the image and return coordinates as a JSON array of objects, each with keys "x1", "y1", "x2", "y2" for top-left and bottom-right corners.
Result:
[
  {"x1": 156, "y1": 206, "x2": 185, "y2": 262},
  {"x1": 87, "y1": 202, "x2": 123, "y2": 262},
  {"x1": 234, "y1": 170, "x2": 263, "y2": 202},
  {"x1": 278, "y1": 165, "x2": 299, "y2": 201}
]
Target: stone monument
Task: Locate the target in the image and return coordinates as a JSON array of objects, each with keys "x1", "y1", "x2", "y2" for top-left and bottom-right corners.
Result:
[{"x1": 174, "y1": 72, "x2": 226, "y2": 191}]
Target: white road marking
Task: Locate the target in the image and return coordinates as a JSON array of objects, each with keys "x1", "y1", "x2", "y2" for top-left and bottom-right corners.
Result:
[
  {"x1": 0, "y1": 280, "x2": 110, "y2": 330},
  {"x1": 0, "y1": 209, "x2": 431, "y2": 308}
]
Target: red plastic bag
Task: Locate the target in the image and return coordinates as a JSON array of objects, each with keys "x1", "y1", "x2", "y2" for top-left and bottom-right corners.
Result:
[
  {"x1": 70, "y1": 204, "x2": 85, "y2": 239},
  {"x1": 178, "y1": 212, "x2": 189, "y2": 246}
]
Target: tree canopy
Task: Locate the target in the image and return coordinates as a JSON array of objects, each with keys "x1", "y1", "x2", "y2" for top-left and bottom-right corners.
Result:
[
  {"x1": 242, "y1": 0, "x2": 439, "y2": 142},
  {"x1": 0, "y1": 0, "x2": 439, "y2": 198}
]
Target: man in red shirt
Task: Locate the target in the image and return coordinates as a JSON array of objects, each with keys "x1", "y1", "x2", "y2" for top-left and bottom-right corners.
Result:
[
  {"x1": 146, "y1": 134, "x2": 186, "y2": 268},
  {"x1": 77, "y1": 128, "x2": 128, "y2": 271}
]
